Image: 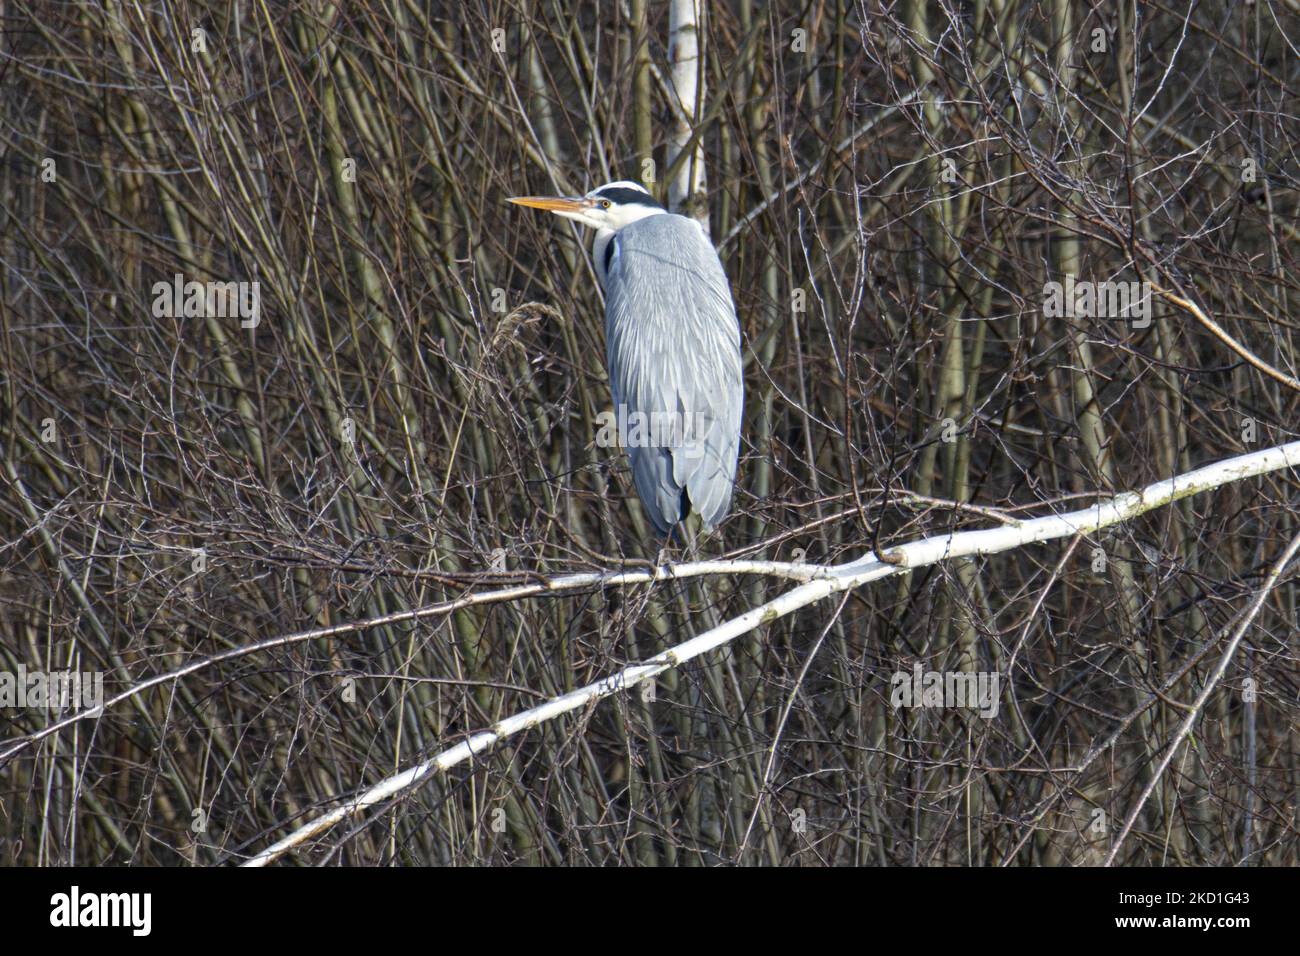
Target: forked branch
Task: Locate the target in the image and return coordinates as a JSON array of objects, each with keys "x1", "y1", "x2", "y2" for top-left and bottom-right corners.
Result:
[{"x1": 239, "y1": 440, "x2": 1300, "y2": 866}]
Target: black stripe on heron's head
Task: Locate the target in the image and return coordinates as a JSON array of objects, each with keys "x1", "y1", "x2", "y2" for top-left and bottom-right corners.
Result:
[{"x1": 593, "y1": 186, "x2": 664, "y2": 209}]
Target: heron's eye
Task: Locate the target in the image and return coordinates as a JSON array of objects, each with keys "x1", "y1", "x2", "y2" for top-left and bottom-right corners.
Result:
[{"x1": 600, "y1": 200, "x2": 612, "y2": 209}]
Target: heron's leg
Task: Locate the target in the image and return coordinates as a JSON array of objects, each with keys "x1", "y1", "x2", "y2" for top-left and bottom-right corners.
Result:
[
  {"x1": 657, "y1": 511, "x2": 704, "y2": 566},
  {"x1": 680, "y1": 513, "x2": 705, "y2": 563}
]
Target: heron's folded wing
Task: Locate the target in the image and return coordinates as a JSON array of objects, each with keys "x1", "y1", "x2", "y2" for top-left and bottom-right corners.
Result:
[{"x1": 603, "y1": 216, "x2": 743, "y2": 532}]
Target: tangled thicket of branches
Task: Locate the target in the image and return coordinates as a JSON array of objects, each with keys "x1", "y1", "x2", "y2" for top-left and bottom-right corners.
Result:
[{"x1": 2, "y1": 0, "x2": 1298, "y2": 866}]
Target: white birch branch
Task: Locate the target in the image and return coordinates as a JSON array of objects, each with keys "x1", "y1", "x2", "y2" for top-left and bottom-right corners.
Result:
[
  {"x1": 0, "y1": 559, "x2": 840, "y2": 765},
  {"x1": 666, "y1": 0, "x2": 708, "y2": 232},
  {"x1": 240, "y1": 440, "x2": 1300, "y2": 866}
]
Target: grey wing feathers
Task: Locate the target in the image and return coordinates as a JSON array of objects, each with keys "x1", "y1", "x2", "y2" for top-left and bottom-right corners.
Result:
[{"x1": 602, "y1": 214, "x2": 743, "y2": 535}]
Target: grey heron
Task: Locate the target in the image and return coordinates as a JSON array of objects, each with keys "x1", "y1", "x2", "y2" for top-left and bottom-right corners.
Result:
[{"x1": 509, "y1": 180, "x2": 743, "y2": 538}]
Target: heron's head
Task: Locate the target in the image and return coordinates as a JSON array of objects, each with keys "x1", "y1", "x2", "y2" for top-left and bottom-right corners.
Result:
[{"x1": 508, "y1": 180, "x2": 666, "y2": 231}]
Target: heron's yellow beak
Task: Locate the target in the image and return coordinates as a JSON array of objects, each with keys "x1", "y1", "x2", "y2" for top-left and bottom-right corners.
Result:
[{"x1": 507, "y1": 196, "x2": 588, "y2": 214}]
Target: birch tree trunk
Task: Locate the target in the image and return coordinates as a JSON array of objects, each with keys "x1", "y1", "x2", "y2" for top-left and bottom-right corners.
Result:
[{"x1": 667, "y1": 0, "x2": 709, "y2": 233}]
